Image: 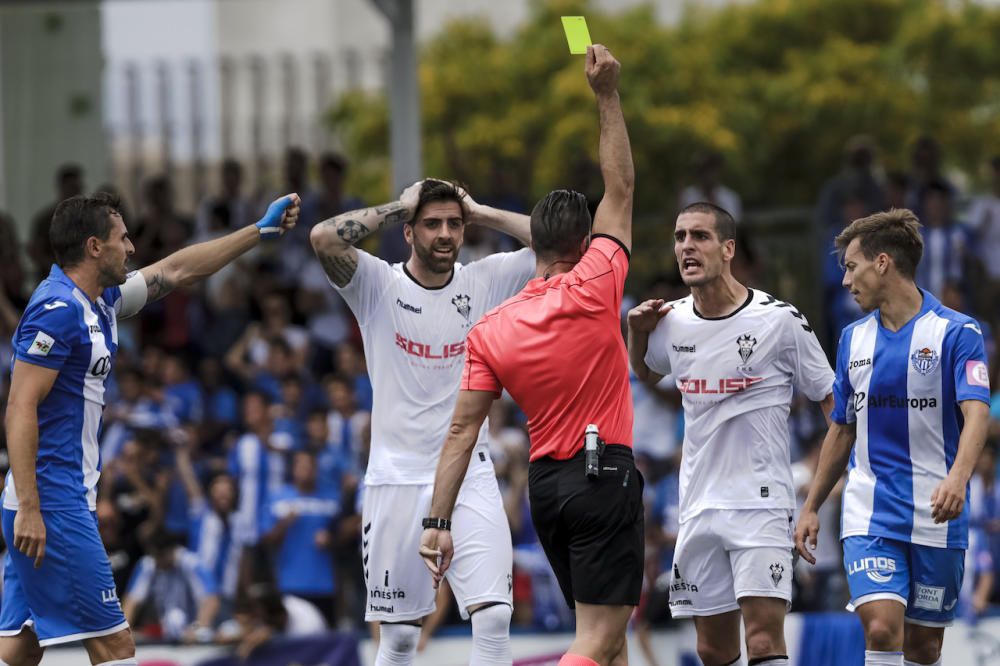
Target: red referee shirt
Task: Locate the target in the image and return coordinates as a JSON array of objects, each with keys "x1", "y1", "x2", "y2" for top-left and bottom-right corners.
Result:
[{"x1": 461, "y1": 234, "x2": 633, "y2": 461}]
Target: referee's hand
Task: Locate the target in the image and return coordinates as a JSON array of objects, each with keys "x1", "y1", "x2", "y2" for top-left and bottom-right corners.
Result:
[
  {"x1": 13, "y1": 506, "x2": 46, "y2": 568},
  {"x1": 419, "y1": 528, "x2": 453, "y2": 589},
  {"x1": 586, "y1": 44, "x2": 620, "y2": 97}
]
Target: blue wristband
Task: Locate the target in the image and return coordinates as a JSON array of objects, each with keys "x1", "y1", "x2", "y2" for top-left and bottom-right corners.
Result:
[{"x1": 256, "y1": 196, "x2": 293, "y2": 236}]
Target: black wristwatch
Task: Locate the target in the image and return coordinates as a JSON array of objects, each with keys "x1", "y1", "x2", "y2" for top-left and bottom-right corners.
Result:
[{"x1": 422, "y1": 517, "x2": 452, "y2": 530}]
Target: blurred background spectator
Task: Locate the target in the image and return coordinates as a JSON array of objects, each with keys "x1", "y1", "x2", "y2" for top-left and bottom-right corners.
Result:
[{"x1": 678, "y1": 151, "x2": 743, "y2": 222}]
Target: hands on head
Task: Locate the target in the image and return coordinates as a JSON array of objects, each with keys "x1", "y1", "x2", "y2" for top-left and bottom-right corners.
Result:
[{"x1": 399, "y1": 179, "x2": 481, "y2": 223}]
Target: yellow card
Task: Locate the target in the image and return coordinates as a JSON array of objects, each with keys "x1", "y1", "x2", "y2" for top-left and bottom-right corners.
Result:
[{"x1": 561, "y1": 16, "x2": 592, "y2": 55}]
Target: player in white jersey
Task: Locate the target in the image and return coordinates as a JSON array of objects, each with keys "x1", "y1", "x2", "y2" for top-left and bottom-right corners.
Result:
[
  {"x1": 310, "y1": 179, "x2": 533, "y2": 665},
  {"x1": 796, "y1": 209, "x2": 991, "y2": 666},
  {"x1": 628, "y1": 202, "x2": 834, "y2": 666}
]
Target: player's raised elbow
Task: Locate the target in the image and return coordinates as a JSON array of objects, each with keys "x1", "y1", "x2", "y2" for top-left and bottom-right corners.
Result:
[
  {"x1": 310, "y1": 220, "x2": 346, "y2": 255},
  {"x1": 309, "y1": 220, "x2": 329, "y2": 250}
]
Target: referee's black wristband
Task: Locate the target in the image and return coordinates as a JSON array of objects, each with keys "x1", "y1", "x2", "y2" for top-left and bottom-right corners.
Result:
[{"x1": 422, "y1": 517, "x2": 451, "y2": 530}]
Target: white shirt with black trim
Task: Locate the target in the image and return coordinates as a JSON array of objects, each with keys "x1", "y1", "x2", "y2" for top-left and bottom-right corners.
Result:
[
  {"x1": 644, "y1": 289, "x2": 834, "y2": 523},
  {"x1": 332, "y1": 248, "x2": 535, "y2": 486}
]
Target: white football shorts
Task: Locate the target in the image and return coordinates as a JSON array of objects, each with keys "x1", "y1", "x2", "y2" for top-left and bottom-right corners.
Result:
[
  {"x1": 668, "y1": 508, "x2": 794, "y2": 618},
  {"x1": 361, "y1": 473, "x2": 513, "y2": 623}
]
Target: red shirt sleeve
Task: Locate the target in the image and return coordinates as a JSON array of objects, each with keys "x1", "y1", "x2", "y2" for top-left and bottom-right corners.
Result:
[
  {"x1": 461, "y1": 325, "x2": 502, "y2": 395},
  {"x1": 569, "y1": 234, "x2": 630, "y2": 314}
]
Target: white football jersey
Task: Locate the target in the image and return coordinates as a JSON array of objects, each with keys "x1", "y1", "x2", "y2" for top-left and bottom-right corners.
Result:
[
  {"x1": 644, "y1": 289, "x2": 834, "y2": 523},
  {"x1": 334, "y1": 248, "x2": 535, "y2": 486}
]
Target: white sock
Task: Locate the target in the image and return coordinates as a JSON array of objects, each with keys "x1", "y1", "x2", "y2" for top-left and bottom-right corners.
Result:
[
  {"x1": 95, "y1": 660, "x2": 138, "y2": 666},
  {"x1": 866, "y1": 651, "x2": 904, "y2": 665},
  {"x1": 749, "y1": 658, "x2": 790, "y2": 666},
  {"x1": 470, "y1": 604, "x2": 513, "y2": 666},
  {"x1": 375, "y1": 623, "x2": 420, "y2": 666},
  {"x1": 904, "y1": 659, "x2": 941, "y2": 666}
]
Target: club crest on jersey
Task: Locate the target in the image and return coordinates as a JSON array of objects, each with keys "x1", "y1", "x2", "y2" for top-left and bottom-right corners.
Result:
[
  {"x1": 452, "y1": 293, "x2": 471, "y2": 324},
  {"x1": 769, "y1": 562, "x2": 784, "y2": 586},
  {"x1": 910, "y1": 347, "x2": 940, "y2": 375},
  {"x1": 737, "y1": 333, "x2": 757, "y2": 364}
]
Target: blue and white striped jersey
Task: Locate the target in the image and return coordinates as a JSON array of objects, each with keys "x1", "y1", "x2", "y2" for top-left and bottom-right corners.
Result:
[
  {"x1": 228, "y1": 432, "x2": 288, "y2": 545},
  {"x1": 189, "y1": 500, "x2": 241, "y2": 599},
  {"x1": 4, "y1": 265, "x2": 146, "y2": 511},
  {"x1": 833, "y1": 289, "x2": 991, "y2": 549}
]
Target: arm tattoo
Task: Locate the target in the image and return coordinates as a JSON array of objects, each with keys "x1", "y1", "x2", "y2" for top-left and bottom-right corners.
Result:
[
  {"x1": 336, "y1": 219, "x2": 369, "y2": 244},
  {"x1": 319, "y1": 253, "x2": 359, "y2": 288},
  {"x1": 382, "y1": 209, "x2": 408, "y2": 227},
  {"x1": 321, "y1": 202, "x2": 408, "y2": 246},
  {"x1": 374, "y1": 202, "x2": 409, "y2": 228},
  {"x1": 145, "y1": 271, "x2": 176, "y2": 303}
]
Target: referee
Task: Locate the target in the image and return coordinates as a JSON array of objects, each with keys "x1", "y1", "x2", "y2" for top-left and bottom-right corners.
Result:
[{"x1": 419, "y1": 44, "x2": 637, "y2": 666}]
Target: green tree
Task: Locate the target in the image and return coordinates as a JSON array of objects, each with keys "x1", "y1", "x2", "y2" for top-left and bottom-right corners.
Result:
[{"x1": 330, "y1": 0, "x2": 1000, "y2": 212}]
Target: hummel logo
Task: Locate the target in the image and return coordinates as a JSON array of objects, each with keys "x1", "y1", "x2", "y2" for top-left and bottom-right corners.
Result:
[
  {"x1": 396, "y1": 298, "x2": 422, "y2": 314},
  {"x1": 43, "y1": 301, "x2": 68, "y2": 310}
]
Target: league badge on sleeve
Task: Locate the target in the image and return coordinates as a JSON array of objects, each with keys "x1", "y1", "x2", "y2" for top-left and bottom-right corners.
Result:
[
  {"x1": 910, "y1": 347, "x2": 940, "y2": 375},
  {"x1": 27, "y1": 331, "x2": 55, "y2": 356},
  {"x1": 966, "y1": 360, "x2": 990, "y2": 388}
]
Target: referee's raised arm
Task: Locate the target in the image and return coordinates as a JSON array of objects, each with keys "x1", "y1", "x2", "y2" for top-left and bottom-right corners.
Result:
[{"x1": 586, "y1": 44, "x2": 634, "y2": 252}]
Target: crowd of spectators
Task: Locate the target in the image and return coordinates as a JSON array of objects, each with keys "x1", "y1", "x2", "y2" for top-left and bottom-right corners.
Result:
[{"x1": 0, "y1": 138, "x2": 999, "y2": 656}]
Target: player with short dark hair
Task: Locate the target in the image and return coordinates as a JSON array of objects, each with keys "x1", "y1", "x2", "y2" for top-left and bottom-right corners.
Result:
[
  {"x1": 419, "y1": 44, "x2": 636, "y2": 666},
  {"x1": 0, "y1": 191, "x2": 299, "y2": 666},
  {"x1": 529, "y1": 189, "x2": 592, "y2": 258},
  {"x1": 310, "y1": 173, "x2": 535, "y2": 665},
  {"x1": 796, "y1": 209, "x2": 991, "y2": 666},
  {"x1": 677, "y1": 201, "x2": 737, "y2": 242},
  {"x1": 628, "y1": 202, "x2": 834, "y2": 666}
]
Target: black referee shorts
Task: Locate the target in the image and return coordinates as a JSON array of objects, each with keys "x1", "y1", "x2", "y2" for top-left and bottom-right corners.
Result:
[{"x1": 528, "y1": 444, "x2": 644, "y2": 609}]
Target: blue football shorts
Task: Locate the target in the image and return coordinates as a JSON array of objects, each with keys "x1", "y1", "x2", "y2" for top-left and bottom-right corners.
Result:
[
  {"x1": 0, "y1": 507, "x2": 128, "y2": 646},
  {"x1": 843, "y1": 535, "x2": 964, "y2": 627}
]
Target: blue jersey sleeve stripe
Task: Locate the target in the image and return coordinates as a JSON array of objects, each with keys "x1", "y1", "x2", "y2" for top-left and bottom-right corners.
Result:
[{"x1": 831, "y1": 325, "x2": 856, "y2": 424}]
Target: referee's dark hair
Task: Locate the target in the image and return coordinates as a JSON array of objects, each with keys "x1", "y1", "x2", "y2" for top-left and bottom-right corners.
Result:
[
  {"x1": 49, "y1": 191, "x2": 123, "y2": 269},
  {"x1": 530, "y1": 189, "x2": 591, "y2": 260},
  {"x1": 835, "y1": 208, "x2": 924, "y2": 279},
  {"x1": 678, "y1": 201, "x2": 737, "y2": 242},
  {"x1": 410, "y1": 179, "x2": 467, "y2": 225}
]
